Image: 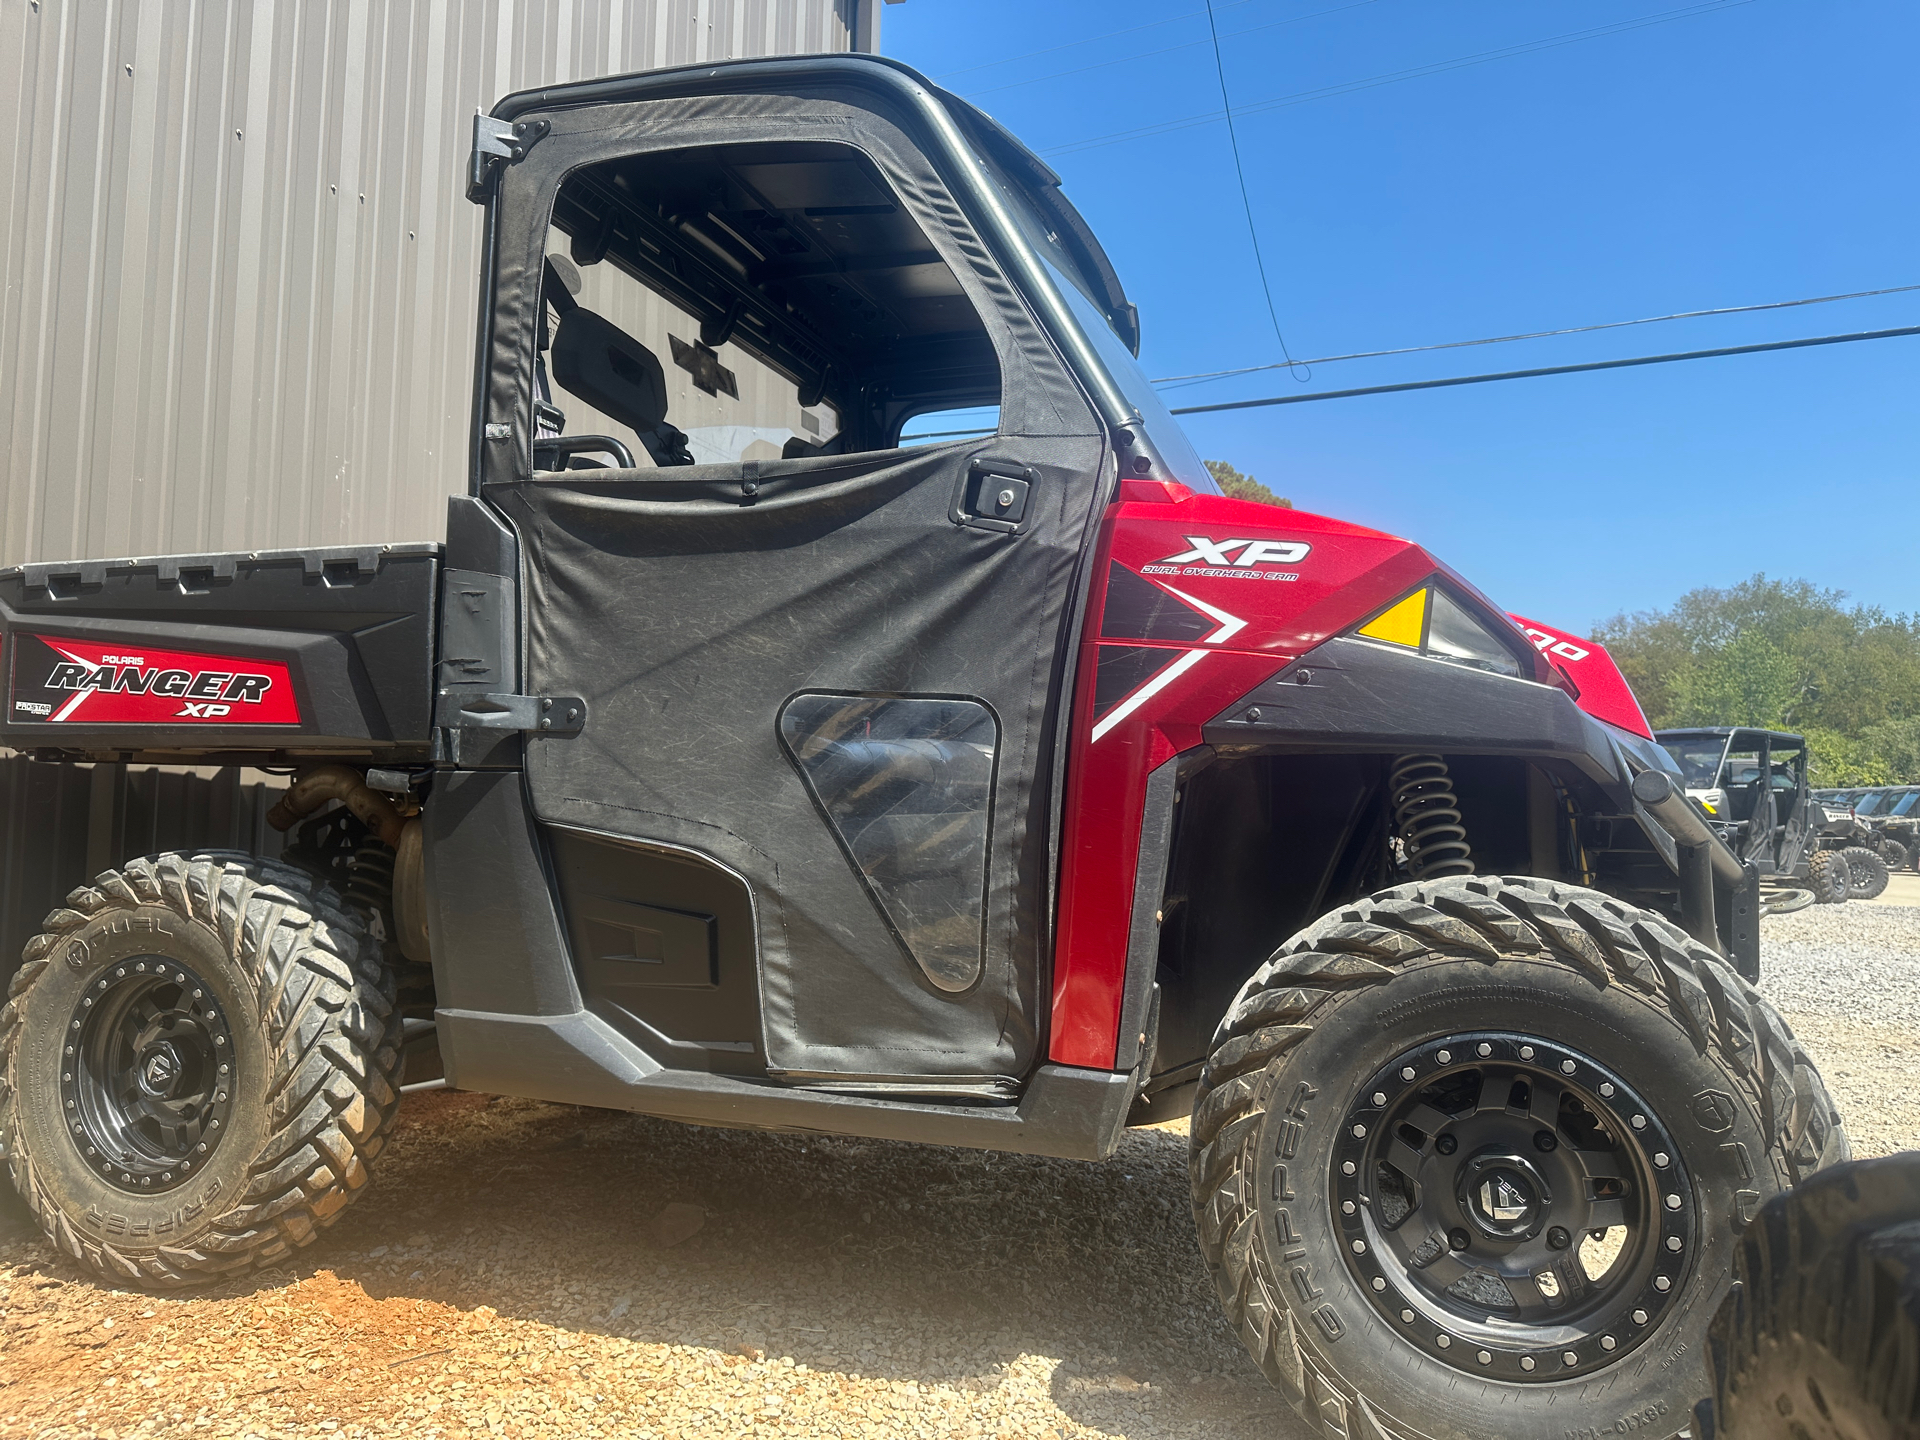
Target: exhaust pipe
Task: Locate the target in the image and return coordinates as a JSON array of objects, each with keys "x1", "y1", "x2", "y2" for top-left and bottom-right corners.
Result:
[
  {"x1": 267, "y1": 765, "x2": 431, "y2": 964},
  {"x1": 267, "y1": 764, "x2": 406, "y2": 847}
]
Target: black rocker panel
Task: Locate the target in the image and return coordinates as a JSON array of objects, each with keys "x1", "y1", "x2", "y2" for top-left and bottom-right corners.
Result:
[{"x1": 546, "y1": 826, "x2": 763, "y2": 1074}]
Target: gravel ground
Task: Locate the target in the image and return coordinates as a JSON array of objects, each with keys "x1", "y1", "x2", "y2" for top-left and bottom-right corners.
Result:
[
  {"x1": 0, "y1": 903, "x2": 1913, "y2": 1439},
  {"x1": 1756, "y1": 901, "x2": 1920, "y2": 1159}
]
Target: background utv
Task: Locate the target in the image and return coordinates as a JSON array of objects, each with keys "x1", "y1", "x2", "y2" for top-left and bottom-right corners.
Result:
[{"x1": 0, "y1": 55, "x2": 1844, "y2": 1440}]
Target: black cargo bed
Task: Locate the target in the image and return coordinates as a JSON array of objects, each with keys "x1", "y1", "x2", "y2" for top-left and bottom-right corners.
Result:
[{"x1": 0, "y1": 544, "x2": 439, "y2": 764}]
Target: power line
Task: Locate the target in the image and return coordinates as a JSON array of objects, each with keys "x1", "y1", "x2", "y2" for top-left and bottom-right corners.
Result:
[
  {"x1": 1041, "y1": 0, "x2": 1757, "y2": 159},
  {"x1": 1203, "y1": 0, "x2": 1302, "y2": 374},
  {"x1": 1165, "y1": 325, "x2": 1920, "y2": 415},
  {"x1": 1151, "y1": 283, "x2": 1920, "y2": 387},
  {"x1": 933, "y1": 0, "x2": 1260, "y2": 83},
  {"x1": 962, "y1": 0, "x2": 1383, "y2": 101}
]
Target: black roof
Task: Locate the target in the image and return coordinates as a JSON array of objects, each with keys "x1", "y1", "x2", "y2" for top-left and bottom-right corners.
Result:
[{"x1": 1655, "y1": 727, "x2": 1807, "y2": 744}]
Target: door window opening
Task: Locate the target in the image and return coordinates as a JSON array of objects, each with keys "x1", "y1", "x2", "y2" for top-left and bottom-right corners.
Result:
[{"x1": 539, "y1": 141, "x2": 1001, "y2": 471}]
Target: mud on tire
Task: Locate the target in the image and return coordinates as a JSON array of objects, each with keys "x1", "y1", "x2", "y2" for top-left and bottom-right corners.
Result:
[
  {"x1": 1188, "y1": 875, "x2": 1849, "y2": 1440},
  {"x1": 0, "y1": 852, "x2": 401, "y2": 1286}
]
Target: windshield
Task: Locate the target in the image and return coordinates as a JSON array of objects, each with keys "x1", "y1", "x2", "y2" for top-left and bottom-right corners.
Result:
[
  {"x1": 1855, "y1": 792, "x2": 1886, "y2": 815},
  {"x1": 961, "y1": 141, "x2": 1217, "y2": 492},
  {"x1": 1042, "y1": 260, "x2": 1215, "y2": 491},
  {"x1": 1661, "y1": 737, "x2": 1729, "y2": 788},
  {"x1": 1893, "y1": 791, "x2": 1920, "y2": 816}
]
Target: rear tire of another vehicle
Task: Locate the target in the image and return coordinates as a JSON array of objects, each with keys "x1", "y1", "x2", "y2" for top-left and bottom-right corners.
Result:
[
  {"x1": 1698, "y1": 1152, "x2": 1920, "y2": 1440},
  {"x1": 0, "y1": 852, "x2": 401, "y2": 1287},
  {"x1": 1839, "y1": 845, "x2": 1890, "y2": 901},
  {"x1": 1809, "y1": 850, "x2": 1850, "y2": 904},
  {"x1": 1189, "y1": 874, "x2": 1849, "y2": 1440},
  {"x1": 1878, "y1": 839, "x2": 1910, "y2": 873}
]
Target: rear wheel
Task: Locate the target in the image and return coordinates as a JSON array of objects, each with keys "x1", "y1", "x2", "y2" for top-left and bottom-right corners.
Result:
[
  {"x1": 0, "y1": 852, "x2": 400, "y2": 1286},
  {"x1": 1839, "y1": 845, "x2": 1890, "y2": 900},
  {"x1": 1809, "y1": 850, "x2": 1850, "y2": 903},
  {"x1": 1189, "y1": 875, "x2": 1848, "y2": 1440},
  {"x1": 1876, "y1": 838, "x2": 1910, "y2": 873}
]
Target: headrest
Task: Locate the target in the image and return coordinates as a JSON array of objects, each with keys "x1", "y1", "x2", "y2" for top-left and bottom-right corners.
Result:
[{"x1": 549, "y1": 308, "x2": 670, "y2": 435}]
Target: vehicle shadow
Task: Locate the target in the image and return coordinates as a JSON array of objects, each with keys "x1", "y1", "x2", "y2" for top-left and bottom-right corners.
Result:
[{"x1": 187, "y1": 1090, "x2": 1313, "y2": 1436}]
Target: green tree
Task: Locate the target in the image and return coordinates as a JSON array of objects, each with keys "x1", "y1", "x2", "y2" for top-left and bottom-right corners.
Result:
[
  {"x1": 1204, "y1": 459, "x2": 1290, "y2": 508},
  {"x1": 1664, "y1": 629, "x2": 1801, "y2": 728},
  {"x1": 1593, "y1": 573, "x2": 1920, "y2": 783}
]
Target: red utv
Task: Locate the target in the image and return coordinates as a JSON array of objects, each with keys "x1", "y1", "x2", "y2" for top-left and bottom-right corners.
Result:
[{"x1": 0, "y1": 55, "x2": 1843, "y2": 1440}]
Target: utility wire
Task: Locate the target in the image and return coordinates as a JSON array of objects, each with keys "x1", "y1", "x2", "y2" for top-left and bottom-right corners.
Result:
[
  {"x1": 1151, "y1": 283, "x2": 1920, "y2": 387},
  {"x1": 963, "y1": 0, "x2": 1383, "y2": 101},
  {"x1": 934, "y1": 0, "x2": 1260, "y2": 82},
  {"x1": 1203, "y1": 0, "x2": 1302, "y2": 375},
  {"x1": 1042, "y1": 0, "x2": 1756, "y2": 159},
  {"x1": 1166, "y1": 325, "x2": 1920, "y2": 415}
]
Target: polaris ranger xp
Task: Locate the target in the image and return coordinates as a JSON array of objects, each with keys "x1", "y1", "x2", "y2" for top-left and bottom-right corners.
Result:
[{"x1": 0, "y1": 55, "x2": 1844, "y2": 1440}]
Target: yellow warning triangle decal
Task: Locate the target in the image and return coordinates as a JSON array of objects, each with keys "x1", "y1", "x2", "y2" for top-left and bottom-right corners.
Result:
[{"x1": 1358, "y1": 587, "x2": 1428, "y2": 648}]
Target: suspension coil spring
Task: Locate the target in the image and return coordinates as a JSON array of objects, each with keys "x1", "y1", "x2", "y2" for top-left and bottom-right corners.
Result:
[{"x1": 1390, "y1": 754, "x2": 1475, "y2": 880}]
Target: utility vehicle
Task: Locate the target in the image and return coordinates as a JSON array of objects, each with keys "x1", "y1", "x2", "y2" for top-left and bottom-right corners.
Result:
[
  {"x1": 0, "y1": 55, "x2": 1845, "y2": 1440},
  {"x1": 1659, "y1": 726, "x2": 1884, "y2": 900},
  {"x1": 1819, "y1": 784, "x2": 1920, "y2": 873}
]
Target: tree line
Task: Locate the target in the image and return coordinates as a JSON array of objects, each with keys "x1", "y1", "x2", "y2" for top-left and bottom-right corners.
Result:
[{"x1": 1593, "y1": 575, "x2": 1920, "y2": 786}]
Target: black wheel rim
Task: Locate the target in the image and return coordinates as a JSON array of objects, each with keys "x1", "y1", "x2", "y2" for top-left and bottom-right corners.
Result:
[
  {"x1": 1332, "y1": 1032, "x2": 1695, "y2": 1382},
  {"x1": 62, "y1": 956, "x2": 236, "y2": 1194}
]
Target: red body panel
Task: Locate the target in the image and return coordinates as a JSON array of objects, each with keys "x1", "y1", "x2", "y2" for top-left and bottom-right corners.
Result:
[
  {"x1": 1507, "y1": 615, "x2": 1652, "y2": 740},
  {"x1": 1049, "y1": 488, "x2": 1655, "y2": 1070},
  {"x1": 1050, "y1": 490, "x2": 1437, "y2": 1068}
]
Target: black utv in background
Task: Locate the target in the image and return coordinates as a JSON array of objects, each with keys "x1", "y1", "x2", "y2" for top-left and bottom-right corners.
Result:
[
  {"x1": 1818, "y1": 785, "x2": 1920, "y2": 874},
  {"x1": 1657, "y1": 727, "x2": 1887, "y2": 901}
]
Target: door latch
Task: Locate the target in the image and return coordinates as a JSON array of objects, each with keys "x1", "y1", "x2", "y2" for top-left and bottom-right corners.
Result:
[{"x1": 953, "y1": 460, "x2": 1036, "y2": 533}]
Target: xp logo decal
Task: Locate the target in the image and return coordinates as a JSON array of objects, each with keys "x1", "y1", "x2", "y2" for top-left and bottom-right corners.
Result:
[
  {"x1": 8, "y1": 634, "x2": 300, "y2": 725},
  {"x1": 1142, "y1": 535, "x2": 1311, "y2": 580}
]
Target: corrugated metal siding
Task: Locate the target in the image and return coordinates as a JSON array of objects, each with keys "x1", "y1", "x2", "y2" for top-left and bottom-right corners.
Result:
[
  {"x1": 0, "y1": 757, "x2": 286, "y2": 985},
  {"x1": 0, "y1": 0, "x2": 866, "y2": 568}
]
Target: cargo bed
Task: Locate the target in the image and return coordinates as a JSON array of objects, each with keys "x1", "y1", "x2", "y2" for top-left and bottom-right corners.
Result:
[{"x1": 0, "y1": 544, "x2": 439, "y2": 764}]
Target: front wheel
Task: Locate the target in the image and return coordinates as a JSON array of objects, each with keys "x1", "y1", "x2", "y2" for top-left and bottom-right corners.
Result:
[{"x1": 1189, "y1": 875, "x2": 1848, "y2": 1440}]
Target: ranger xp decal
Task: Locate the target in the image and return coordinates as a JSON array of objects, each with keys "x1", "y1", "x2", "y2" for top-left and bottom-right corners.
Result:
[
  {"x1": 1141, "y1": 536, "x2": 1311, "y2": 581},
  {"x1": 8, "y1": 635, "x2": 299, "y2": 725}
]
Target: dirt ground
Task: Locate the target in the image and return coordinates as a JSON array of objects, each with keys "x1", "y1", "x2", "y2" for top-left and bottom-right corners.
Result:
[
  {"x1": 1, "y1": 1094, "x2": 1298, "y2": 1440},
  {"x1": 1, "y1": 906, "x2": 1914, "y2": 1440}
]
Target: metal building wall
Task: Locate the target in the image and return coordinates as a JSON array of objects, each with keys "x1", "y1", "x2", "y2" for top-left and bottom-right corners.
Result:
[
  {"x1": 0, "y1": 0, "x2": 874, "y2": 569},
  {"x1": 0, "y1": 758, "x2": 287, "y2": 986}
]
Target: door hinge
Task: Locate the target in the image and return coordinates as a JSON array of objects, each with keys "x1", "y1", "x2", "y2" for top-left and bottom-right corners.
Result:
[
  {"x1": 436, "y1": 690, "x2": 585, "y2": 734},
  {"x1": 466, "y1": 115, "x2": 551, "y2": 204}
]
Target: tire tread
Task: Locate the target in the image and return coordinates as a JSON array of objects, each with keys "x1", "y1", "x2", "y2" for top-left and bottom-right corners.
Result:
[
  {"x1": 1189, "y1": 874, "x2": 1851, "y2": 1437},
  {"x1": 0, "y1": 850, "x2": 401, "y2": 1288}
]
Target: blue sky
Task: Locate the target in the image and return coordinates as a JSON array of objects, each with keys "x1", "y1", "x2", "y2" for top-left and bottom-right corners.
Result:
[{"x1": 884, "y1": 0, "x2": 1918, "y2": 634}]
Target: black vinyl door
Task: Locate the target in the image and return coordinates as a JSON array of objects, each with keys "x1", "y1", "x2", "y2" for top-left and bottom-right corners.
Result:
[
  {"x1": 498, "y1": 433, "x2": 1103, "y2": 1084},
  {"x1": 478, "y1": 89, "x2": 1116, "y2": 1084}
]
